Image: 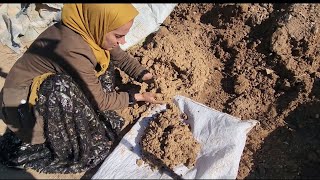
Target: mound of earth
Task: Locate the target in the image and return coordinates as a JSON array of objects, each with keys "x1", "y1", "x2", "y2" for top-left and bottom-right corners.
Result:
[
  {"x1": 117, "y1": 3, "x2": 320, "y2": 179},
  {"x1": 0, "y1": 3, "x2": 319, "y2": 180},
  {"x1": 140, "y1": 104, "x2": 200, "y2": 170}
]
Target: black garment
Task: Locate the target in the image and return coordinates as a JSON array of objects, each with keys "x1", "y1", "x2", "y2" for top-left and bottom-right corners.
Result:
[{"x1": 0, "y1": 63, "x2": 125, "y2": 173}]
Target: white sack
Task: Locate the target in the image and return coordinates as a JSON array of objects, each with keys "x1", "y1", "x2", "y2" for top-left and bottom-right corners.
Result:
[
  {"x1": 92, "y1": 95, "x2": 258, "y2": 179},
  {"x1": 120, "y1": 4, "x2": 177, "y2": 50}
]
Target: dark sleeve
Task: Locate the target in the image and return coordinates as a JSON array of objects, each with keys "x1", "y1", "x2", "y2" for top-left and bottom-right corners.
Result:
[
  {"x1": 62, "y1": 48, "x2": 129, "y2": 111},
  {"x1": 110, "y1": 46, "x2": 148, "y2": 81}
]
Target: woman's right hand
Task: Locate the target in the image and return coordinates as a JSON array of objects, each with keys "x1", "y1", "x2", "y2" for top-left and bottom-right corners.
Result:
[{"x1": 134, "y1": 92, "x2": 163, "y2": 104}]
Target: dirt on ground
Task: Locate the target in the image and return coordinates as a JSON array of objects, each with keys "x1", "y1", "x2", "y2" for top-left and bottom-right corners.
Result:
[
  {"x1": 0, "y1": 3, "x2": 320, "y2": 179},
  {"x1": 119, "y1": 3, "x2": 320, "y2": 179},
  {"x1": 140, "y1": 104, "x2": 201, "y2": 170}
]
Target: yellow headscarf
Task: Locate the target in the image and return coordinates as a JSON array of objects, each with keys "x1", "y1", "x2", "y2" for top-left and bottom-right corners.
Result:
[{"x1": 61, "y1": 3, "x2": 139, "y2": 77}]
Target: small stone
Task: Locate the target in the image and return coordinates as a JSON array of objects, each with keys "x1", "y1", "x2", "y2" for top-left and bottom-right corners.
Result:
[
  {"x1": 136, "y1": 159, "x2": 144, "y2": 166},
  {"x1": 266, "y1": 68, "x2": 274, "y2": 75},
  {"x1": 141, "y1": 56, "x2": 149, "y2": 65},
  {"x1": 107, "y1": 141, "x2": 112, "y2": 146},
  {"x1": 147, "y1": 59, "x2": 154, "y2": 67},
  {"x1": 239, "y1": 4, "x2": 249, "y2": 13},
  {"x1": 270, "y1": 107, "x2": 278, "y2": 118}
]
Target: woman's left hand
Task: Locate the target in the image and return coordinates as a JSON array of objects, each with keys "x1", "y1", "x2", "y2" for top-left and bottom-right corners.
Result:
[{"x1": 134, "y1": 92, "x2": 164, "y2": 104}]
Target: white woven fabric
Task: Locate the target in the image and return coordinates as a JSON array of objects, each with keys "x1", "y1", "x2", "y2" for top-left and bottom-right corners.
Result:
[{"x1": 92, "y1": 95, "x2": 258, "y2": 179}]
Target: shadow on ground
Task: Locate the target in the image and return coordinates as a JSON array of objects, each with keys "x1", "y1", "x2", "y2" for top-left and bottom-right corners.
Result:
[
  {"x1": 0, "y1": 163, "x2": 35, "y2": 179},
  {"x1": 246, "y1": 80, "x2": 320, "y2": 179},
  {"x1": 0, "y1": 68, "x2": 7, "y2": 79}
]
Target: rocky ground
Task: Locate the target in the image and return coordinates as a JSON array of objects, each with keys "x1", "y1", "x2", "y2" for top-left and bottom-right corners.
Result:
[{"x1": 0, "y1": 3, "x2": 319, "y2": 179}]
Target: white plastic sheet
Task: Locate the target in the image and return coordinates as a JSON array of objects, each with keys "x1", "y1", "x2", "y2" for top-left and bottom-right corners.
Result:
[
  {"x1": 92, "y1": 95, "x2": 258, "y2": 179},
  {"x1": 0, "y1": 3, "x2": 176, "y2": 53},
  {"x1": 0, "y1": 3, "x2": 62, "y2": 53},
  {"x1": 120, "y1": 4, "x2": 177, "y2": 50}
]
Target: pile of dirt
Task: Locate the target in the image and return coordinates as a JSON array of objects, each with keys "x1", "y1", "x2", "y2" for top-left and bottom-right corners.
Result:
[
  {"x1": 140, "y1": 104, "x2": 200, "y2": 170},
  {"x1": 117, "y1": 3, "x2": 320, "y2": 179},
  {"x1": 0, "y1": 3, "x2": 319, "y2": 179}
]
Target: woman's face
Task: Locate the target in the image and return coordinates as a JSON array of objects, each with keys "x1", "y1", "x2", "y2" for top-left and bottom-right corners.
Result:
[{"x1": 102, "y1": 20, "x2": 134, "y2": 50}]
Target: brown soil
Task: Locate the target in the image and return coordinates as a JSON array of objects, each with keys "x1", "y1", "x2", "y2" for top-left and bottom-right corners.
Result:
[
  {"x1": 118, "y1": 3, "x2": 320, "y2": 179},
  {"x1": 1, "y1": 3, "x2": 320, "y2": 179},
  {"x1": 140, "y1": 105, "x2": 201, "y2": 170}
]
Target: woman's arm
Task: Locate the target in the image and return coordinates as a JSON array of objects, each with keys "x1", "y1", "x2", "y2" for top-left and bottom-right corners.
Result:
[
  {"x1": 110, "y1": 46, "x2": 148, "y2": 82},
  {"x1": 62, "y1": 48, "x2": 130, "y2": 111}
]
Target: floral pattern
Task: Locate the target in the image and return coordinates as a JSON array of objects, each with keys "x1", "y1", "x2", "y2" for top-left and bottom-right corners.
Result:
[{"x1": 0, "y1": 63, "x2": 125, "y2": 173}]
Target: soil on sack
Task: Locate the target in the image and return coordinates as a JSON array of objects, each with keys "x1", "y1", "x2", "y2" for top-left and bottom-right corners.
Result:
[
  {"x1": 116, "y1": 3, "x2": 320, "y2": 179},
  {"x1": 140, "y1": 106, "x2": 200, "y2": 171}
]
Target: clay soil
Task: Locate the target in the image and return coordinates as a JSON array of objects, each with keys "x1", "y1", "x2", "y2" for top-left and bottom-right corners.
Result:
[
  {"x1": 140, "y1": 106, "x2": 200, "y2": 170},
  {"x1": 0, "y1": 3, "x2": 320, "y2": 179},
  {"x1": 119, "y1": 3, "x2": 320, "y2": 179}
]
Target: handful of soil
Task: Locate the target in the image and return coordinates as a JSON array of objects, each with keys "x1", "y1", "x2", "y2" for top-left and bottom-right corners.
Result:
[{"x1": 140, "y1": 104, "x2": 201, "y2": 170}]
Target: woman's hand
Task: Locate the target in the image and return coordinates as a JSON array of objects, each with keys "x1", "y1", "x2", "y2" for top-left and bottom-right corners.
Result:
[{"x1": 134, "y1": 92, "x2": 163, "y2": 104}]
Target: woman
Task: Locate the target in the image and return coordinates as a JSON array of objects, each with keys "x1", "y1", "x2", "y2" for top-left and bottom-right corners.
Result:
[{"x1": 0, "y1": 4, "x2": 160, "y2": 173}]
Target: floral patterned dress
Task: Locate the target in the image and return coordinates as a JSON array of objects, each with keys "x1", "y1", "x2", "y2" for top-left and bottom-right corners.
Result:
[{"x1": 0, "y1": 62, "x2": 125, "y2": 173}]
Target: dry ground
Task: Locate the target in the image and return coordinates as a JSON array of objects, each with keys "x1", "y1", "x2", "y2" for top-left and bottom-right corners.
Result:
[{"x1": 0, "y1": 3, "x2": 319, "y2": 179}]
